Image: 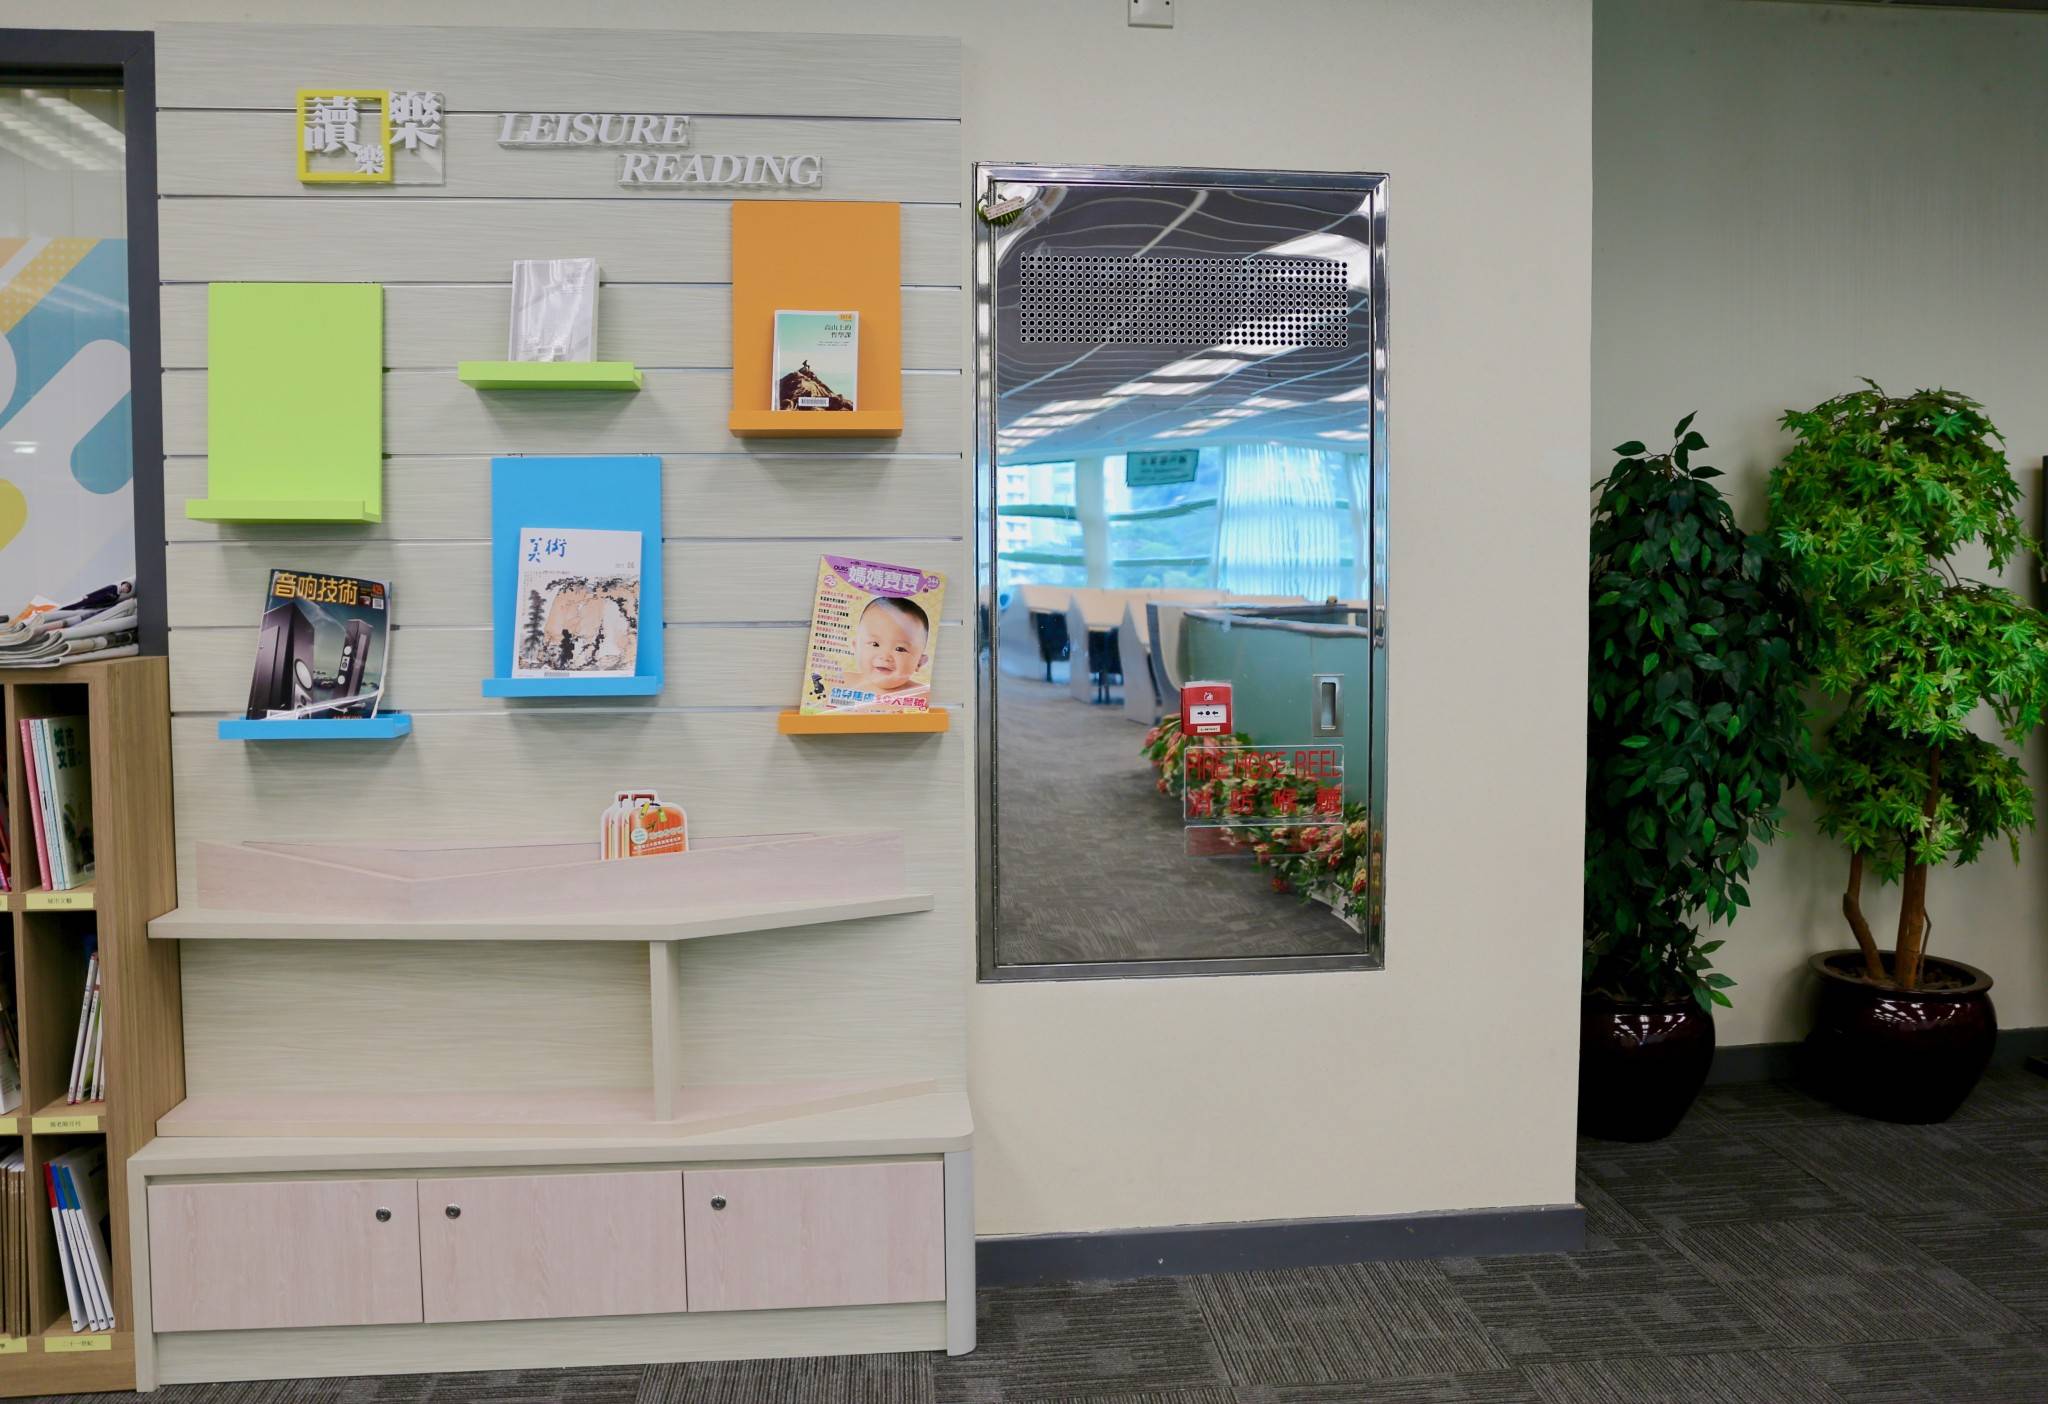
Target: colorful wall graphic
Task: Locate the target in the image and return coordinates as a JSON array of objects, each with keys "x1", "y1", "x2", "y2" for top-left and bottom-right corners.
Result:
[{"x1": 0, "y1": 236, "x2": 133, "y2": 615}]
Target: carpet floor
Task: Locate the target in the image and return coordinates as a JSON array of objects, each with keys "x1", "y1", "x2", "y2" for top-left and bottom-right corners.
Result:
[
  {"x1": 51, "y1": 1067, "x2": 2048, "y2": 1403},
  {"x1": 993, "y1": 675, "x2": 1369, "y2": 965}
]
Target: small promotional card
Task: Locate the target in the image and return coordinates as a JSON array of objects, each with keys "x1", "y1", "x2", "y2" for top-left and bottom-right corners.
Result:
[
  {"x1": 600, "y1": 789, "x2": 688, "y2": 861},
  {"x1": 772, "y1": 310, "x2": 858, "y2": 411},
  {"x1": 799, "y1": 555, "x2": 946, "y2": 715}
]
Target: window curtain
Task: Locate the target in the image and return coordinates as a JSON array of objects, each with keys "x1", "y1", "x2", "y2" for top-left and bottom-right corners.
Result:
[{"x1": 1212, "y1": 443, "x2": 1347, "y2": 599}]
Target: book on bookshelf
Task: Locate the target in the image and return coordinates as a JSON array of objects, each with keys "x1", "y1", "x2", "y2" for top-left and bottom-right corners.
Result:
[
  {"x1": 1, "y1": 1150, "x2": 23, "y2": 1339},
  {"x1": 798, "y1": 556, "x2": 945, "y2": 715},
  {"x1": 0, "y1": 961, "x2": 18, "y2": 1116},
  {"x1": 245, "y1": 569, "x2": 392, "y2": 721},
  {"x1": 67, "y1": 946, "x2": 100, "y2": 1105},
  {"x1": 512, "y1": 528, "x2": 641, "y2": 679},
  {"x1": 44, "y1": 716, "x2": 93, "y2": 890},
  {"x1": 772, "y1": 310, "x2": 858, "y2": 411},
  {"x1": 19, "y1": 716, "x2": 92, "y2": 891},
  {"x1": 46, "y1": 1146, "x2": 113, "y2": 1332}
]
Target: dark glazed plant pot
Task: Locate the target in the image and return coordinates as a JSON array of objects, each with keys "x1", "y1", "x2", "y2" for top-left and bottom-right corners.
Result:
[
  {"x1": 1803, "y1": 950, "x2": 1996, "y2": 1124},
  {"x1": 1579, "y1": 995, "x2": 1716, "y2": 1141}
]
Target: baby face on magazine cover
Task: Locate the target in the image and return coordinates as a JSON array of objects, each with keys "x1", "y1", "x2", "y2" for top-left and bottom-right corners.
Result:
[{"x1": 846, "y1": 596, "x2": 929, "y2": 694}]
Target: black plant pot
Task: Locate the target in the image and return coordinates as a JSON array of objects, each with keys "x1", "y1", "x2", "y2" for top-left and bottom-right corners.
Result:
[
  {"x1": 1803, "y1": 950, "x2": 1996, "y2": 1124},
  {"x1": 1578, "y1": 995, "x2": 1716, "y2": 1141}
]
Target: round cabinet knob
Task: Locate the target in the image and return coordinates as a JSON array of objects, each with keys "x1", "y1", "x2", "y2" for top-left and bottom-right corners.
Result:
[
  {"x1": 445, "y1": 1204, "x2": 462, "y2": 1219},
  {"x1": 374, "y1": 1208, "x2": 392, "y2": 1223},
  {"x1": 710, "y1": 1195, "x2": 728, "y2": 1211}
]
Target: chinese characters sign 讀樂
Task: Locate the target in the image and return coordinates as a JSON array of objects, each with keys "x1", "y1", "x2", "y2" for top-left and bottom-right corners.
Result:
[{"x1": 297, "y1": 89, "x2": 443, "y2": 185}]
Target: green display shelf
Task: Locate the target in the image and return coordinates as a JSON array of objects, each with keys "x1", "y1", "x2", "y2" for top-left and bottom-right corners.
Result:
[
  {"x1": 193, "y1": 282, "x2": 384, "y2": 524},
  {"x1": 186, "y1": 497, "x2": 378, "y2": 523},
  {"x1": 457, "y1": 361, "x2": 643, "y2": 391}
]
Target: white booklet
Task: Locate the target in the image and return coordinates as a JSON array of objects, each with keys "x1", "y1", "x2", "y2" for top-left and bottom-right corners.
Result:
[{"x1": 512, "y1": 528, "x2": 642, "y2": 678}]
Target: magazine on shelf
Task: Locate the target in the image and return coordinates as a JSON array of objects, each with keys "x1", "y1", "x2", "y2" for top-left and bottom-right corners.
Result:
[
  {"x1": 772, "y1": 310, "x2": 858, "y2": 411},
  {"x1": 244, "y1": 569, "x2": 391, "y2": 721},
  {"x1": 512, "y1": 528, "x2": 641, "y2": 678},
  {"x1": 798, "y1": 555, "x2": 946, "y2": 715}
]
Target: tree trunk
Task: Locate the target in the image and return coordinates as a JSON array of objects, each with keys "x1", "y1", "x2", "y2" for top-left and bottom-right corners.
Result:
[
  {"x1": 1894, "y1": 749, "x2": 1944, "y2": 991},
  {"x1": 1841, "y1": 851, "x2": 1885, "y2": 981}
]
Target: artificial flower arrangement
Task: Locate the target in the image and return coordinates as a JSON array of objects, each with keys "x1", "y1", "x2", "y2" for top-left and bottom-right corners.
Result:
[{"x1": 1140, "y1": 714, "x2": 1383, "y2": 931}]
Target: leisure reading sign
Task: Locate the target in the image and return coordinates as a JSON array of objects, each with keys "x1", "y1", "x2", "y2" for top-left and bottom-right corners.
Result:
[
  {"x1": 495, "y1": 111, "x2": 823, "y2": 189},
  {"x1": 295, "y1": 94, "x2": 824, "y2": 190}
]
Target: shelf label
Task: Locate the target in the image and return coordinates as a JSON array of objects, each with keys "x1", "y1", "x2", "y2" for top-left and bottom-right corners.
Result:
[
  {"x1": 45, "y1": 1332, "x2": 110, "y2": 1353},
  {"x1": 0, "y1": 1336, "x2": 23, "y2": 1355},
  {"x1": 32, "y1": 1113, "x2": 98, "y2": 1135},
  {"x1": 26, "y1": 889, "x2": 91, "y2": 911}
]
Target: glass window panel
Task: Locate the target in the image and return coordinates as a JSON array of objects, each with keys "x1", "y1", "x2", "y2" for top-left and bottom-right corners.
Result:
[{"x1": 0, "y1": 85, "x2": 136, "y2": 622}]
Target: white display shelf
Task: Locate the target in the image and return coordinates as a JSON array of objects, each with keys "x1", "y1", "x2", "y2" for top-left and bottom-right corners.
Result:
[
  {"x1": 131, "y1": 1089, "x2": 974, "y2": 1175},
  {"x1": 149, "y1": 891, "x2": 934, "y2": 943},
  {"x1": 155, "y1": 1077, "x2": 942, "y2": 1141}
]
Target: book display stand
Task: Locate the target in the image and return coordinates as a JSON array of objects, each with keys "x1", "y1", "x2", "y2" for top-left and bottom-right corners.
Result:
[
  {"x1": 728, "y1": 202, "x2": 905, "y2": 438},
  {"x1": 187, "y1": 284, "x2": 384, "y2": 523},
  {"x1": 482, "y1": 455, "x2": 664, "y2": 698},
  {"x1": 0, "y1": 660, "x2": 180, "y2": 1396},
  {"x1": 457, "y1": 362, "x2": 643, "y2": 391},
  {"x1": 777, "y1": 709, "x2": 950, "y2": 735},
  {"x1": 151, "y1": 833, "x2": 935, "y2": 1137},
  {"x1": 133, "y1": 20, "x2": 969, "y2": 1394},
  {"x1": 215, "y1": 714, "x2": 413, "y2": 741}
]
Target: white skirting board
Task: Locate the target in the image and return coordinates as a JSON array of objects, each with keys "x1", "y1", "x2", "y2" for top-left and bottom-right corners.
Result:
[{"x1": 150, "y1": 1302, "x2": 948, "y2": 1387}]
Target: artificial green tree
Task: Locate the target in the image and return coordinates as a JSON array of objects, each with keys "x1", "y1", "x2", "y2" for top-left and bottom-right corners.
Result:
[
  {"x1": 1585, "y1": 418, "x2": 1808, "y2": 1010},
  {"x1": 1771, "y1": 383, "x2": 2048, "y2": 990}
]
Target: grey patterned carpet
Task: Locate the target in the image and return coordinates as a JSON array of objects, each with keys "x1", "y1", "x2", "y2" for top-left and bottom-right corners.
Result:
[
  {"x1": 994, "y1": 675, "x2": 1369, "y2": 965},
  {"x1": 47, "y1": 1067, "x2": 2048, "y2": 1402}
]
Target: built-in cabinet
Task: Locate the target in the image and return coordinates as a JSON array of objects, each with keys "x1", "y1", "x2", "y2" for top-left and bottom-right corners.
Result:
[
  {"x1": 145, "y1": 1160, "x2": 946, "y2": 1339},
  {"x1": 419, "y1": 1171, "x2": 690, "y2": 1325},
  {"x1": 146, "y1": 1179, "x2": 422, "y2": 1334},
  {"x1": 683, "y1": 1162, "x2": 945, "y2": 1313}
]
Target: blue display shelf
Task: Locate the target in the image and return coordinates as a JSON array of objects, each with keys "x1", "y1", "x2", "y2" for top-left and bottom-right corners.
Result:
[
  {"x1": 481, "y1": 675, "x2": 662, "y2": 698},
  {"x1": 486, "y1": 455, "x2": 664, "y2": 699},
  {"x1": 218, "y1": 713, "x2": 413, "y2": 741}
]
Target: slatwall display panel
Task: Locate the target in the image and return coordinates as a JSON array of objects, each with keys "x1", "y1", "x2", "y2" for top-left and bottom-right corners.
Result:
[
  {"x1": 166, "y1": 540, "x2": 967, "y2": 628},
  {"x1": 170, "y1": 622, "x2": 969, "y2": 715},
  {"x1": 161, "y1": 112, "x2": 963, "y2": 202},
  {"x1": 181, "y1": 941, "x2": 653, "y2": 1095},
  {"x1": 159, "y1": 23, "x2": 968, "y2": 1099},
  {"x1": 162, "y1": 370, "x2": 963, "y2": 456},
  {"x1": 158, "y1": 285, "x2": 965, "y2": 370},
  {"x1": 156, "y1": 24, "x2": 960, "y2": 116},
  {"x1": 160, "y1": 200, "x2": 962, "y2": 285},
  {"x1": 164, "y1": 453, "x2": 968, "y2": 543}
]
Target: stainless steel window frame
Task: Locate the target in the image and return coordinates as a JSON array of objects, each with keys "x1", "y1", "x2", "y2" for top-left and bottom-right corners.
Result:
[{"x1": 973, "y1": 163, "x2": 1390, "y2": 982}]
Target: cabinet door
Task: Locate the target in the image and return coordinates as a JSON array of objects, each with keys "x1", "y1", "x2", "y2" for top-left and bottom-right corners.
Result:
[
  {"x1": 148, "y1": 1179, "x2": 422, "y2": 1332},
  {"x1": 418, "y1": 1170, "x2": 688, "y2": 1323},
  {"x1": 684, "y1": 1160, "x2": 944, "y2": 1313}
]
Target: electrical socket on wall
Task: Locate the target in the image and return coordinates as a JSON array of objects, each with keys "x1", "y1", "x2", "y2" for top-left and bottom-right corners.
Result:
[{"x1": 1129, "y1": 0, "x2": 1175, "y2": 29}]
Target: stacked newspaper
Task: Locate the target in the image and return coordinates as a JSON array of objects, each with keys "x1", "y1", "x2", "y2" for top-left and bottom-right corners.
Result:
[{"x1": 0, "y1": 582, "x2": 138, "y2": 668}]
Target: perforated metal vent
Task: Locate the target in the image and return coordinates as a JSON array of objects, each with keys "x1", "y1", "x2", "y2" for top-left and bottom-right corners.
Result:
[{"x1": 1017, "y1": 253, "x2": 1350, "y2": 347}]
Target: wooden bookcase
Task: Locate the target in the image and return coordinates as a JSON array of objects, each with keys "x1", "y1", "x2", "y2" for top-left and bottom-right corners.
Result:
[{"x1": 0, "y1": 658, "x2": 179, "y2": 1396}]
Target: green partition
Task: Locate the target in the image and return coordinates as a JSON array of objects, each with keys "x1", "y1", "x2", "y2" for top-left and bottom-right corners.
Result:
[
  {"x1": 190, "y1": 282, "x2": 383, "y2": 522},
  {"x1": 1180, "y1": 606, "x2": 1373, "y2": 748}
]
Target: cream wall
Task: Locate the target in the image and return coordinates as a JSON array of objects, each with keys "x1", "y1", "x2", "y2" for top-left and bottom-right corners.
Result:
[
  {"x1": 14, "y1": 0, "x2": 1594, "y2": 1236},
  {"x1": 1595, "y1": 0, "x2": 2048, "y2": 1047}
]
